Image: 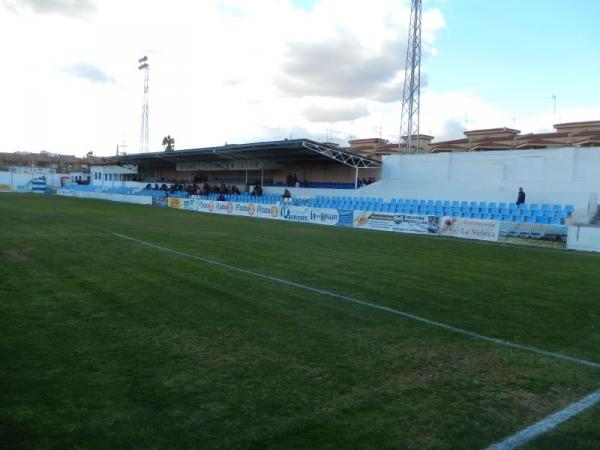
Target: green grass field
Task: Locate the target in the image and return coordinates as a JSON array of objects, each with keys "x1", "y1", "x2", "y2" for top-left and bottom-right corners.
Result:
[{"x1": 1, "y1": 193, "x2": 599, "y2": 449}]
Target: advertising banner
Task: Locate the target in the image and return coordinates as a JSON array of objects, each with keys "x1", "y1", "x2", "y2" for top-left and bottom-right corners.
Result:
[
  {"x1": 252, "y1": 204, "x2": 280, "y2": 219},
  {"x1": 195, "y1": 201, "x2": 280, "y2": 219},
  {"x1": 439, "y1": 217, "x2": 500, "y2": 242},
  {"x1": 197, "y1": 199, "x2": 215, "y2": 213},
  {"x1": 167, "y1": 198, "x2": 183, "y2": 209},
  {"x1": 0, "y1": 184, "x2": 11, "y2": 191},
  {"x1": 152, "y1": 197, "x2": 168, "y2": 208},
  {"x1": 499, "y1": 222, "x2": 568, "y2": 248},
  {"x1": 353, "y1": 212, "x2": 439, "y2": 234},
  {"x1": 336, "y1": 209, "x2": 354, "y2": 228},
  {"x1": 180, "y1": 198, "x2": 199, "y2": 211},
  {"x1": 279, "y1": 205, "x2": 345, "y2": 226}
]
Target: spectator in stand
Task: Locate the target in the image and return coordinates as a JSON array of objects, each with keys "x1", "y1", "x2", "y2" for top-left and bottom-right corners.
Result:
[
  {"x1": 217, "y1": 192, "x2": 225, "y2": 201},
  {"x1": 286, "y1": 173, "x2": 294, "y2": 187},
  {"x1": 252, "y1": 183, "x2": 263, "y2": 197},
  {"x1": 292, "y1": 173, "x2": 298, "y2": 187},
  {"x1": 145, "y1": 183, "x2": 152, "y2": 190},
  {"x1": 516, "y1": 187, "x2": 526, "y2": 206},
  {"x1": 282, "y1": 189, "x2": 291, "y2": 199}
]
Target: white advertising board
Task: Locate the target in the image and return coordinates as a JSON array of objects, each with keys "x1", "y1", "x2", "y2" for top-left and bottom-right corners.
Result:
[
  {"x1": 353, "y1": 212, "x2": 439, "y2": 235},
  {"x1": 439, "y1": 217, "x2": 500, "y2": 242}
]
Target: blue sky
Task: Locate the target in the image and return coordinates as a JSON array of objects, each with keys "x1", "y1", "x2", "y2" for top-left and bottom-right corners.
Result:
[
  {"x1": 0, "y1": 0, "x2": 599, "y2": 155},
  {"x1": 425, "y1": 0, "x2": 600, "y2": 119}
]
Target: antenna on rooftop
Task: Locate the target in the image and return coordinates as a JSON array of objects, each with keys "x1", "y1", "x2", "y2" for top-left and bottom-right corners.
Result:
[
  {"x1": 399, "y1": 0, "x2": 422, "y2": 153},
  {"x1": 138, "y1": 56, "x2": 150, "y2": 153}
]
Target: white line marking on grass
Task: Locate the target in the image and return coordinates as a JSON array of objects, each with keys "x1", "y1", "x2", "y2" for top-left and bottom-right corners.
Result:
[
  {"x1": 112, "y1": 233, "x2": 600, "y2": 371},
  {"x1": 487, "y1": 387, "x2": 600, "y2": 450}
]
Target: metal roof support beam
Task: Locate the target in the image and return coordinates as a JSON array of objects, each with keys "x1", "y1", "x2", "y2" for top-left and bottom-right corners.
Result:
[{"x1": 301, "y1": 141, "x2": 381, "y2": 169}]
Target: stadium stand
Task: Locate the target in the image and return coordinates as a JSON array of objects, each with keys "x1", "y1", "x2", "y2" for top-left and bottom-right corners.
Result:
[
  {"x1": 296, "y1": 195, "x2": 572, "y2": 224},
  {"x1": 63, "y1": 184, "x2": 573, "y2": 224}
]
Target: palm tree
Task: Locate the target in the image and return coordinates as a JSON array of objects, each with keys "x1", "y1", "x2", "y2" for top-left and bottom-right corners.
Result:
[{"x1": 162, "y1": 135, "x2": 175, "y2": 152}]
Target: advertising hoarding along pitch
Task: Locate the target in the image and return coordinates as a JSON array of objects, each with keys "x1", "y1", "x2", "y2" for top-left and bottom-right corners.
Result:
[
  {"x1": 439, "y1": 217, "x2": 499, "y2": 242},
  {"x1": 353, "y1": 212, "x2": 439, "y2": 235},
  {"x1": 165, "y1": 199, "x2": 502, "y2": 243}
]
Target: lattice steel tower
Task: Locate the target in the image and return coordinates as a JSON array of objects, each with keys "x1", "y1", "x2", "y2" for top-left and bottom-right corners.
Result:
[
  {"x1": 399, "y1": 0, "x2": 422, "y2": 153},
  {"x1": 138, "y1": 56, "x2": 150, "y2": 153}
]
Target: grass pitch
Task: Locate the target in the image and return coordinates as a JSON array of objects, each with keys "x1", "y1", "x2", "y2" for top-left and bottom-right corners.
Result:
[{"x1": 1, "y1": 193, "x2": 599, "y2": 449}]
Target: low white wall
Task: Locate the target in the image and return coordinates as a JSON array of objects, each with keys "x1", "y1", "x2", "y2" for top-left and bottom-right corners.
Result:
[
  {"x1": 58, "y1": 189, "x2": 152, "y2": 205},
  {"x1": 358, "y1": 147, "x2": 600, "y2": 223},
  {"x1": 380, "y1": 147, "x2": 600, "y2": 194},
  {"x1": 0, "y1": 171, "x2": 70, "y2": 190},
  {"x1": 567, "y1": 226, "x2": 600, "y2": 253}
]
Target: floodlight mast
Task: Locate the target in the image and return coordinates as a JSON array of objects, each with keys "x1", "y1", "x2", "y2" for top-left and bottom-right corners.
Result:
[
  {"x1": 399, "y1": 0, "x2": 422, "y2": 153},
  {"x1": 138, "y1": 56, "x2": 150, "y2": 153}
]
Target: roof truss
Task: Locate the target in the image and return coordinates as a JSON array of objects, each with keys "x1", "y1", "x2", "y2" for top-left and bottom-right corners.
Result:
[{"x1": 301, "y1": 141, "x2": 381, "y2": 168}]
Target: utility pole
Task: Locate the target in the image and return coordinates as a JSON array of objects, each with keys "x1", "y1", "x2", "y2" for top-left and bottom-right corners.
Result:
[{"x1": 138, "y1": 56, "x2": 150, "y2": 153}]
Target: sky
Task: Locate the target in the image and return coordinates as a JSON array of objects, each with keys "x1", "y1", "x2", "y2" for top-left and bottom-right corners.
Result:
[{"x1": 0, "y1": 0, "x2": 599, "y2": 156}]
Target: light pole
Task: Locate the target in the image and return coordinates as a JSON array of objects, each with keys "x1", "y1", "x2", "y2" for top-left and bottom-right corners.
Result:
[{"x1": 138, "y1": 56, "x2": 150, "y2": 153}]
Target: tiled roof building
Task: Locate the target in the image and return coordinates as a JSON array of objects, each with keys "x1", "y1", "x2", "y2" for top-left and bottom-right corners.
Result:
[{"x1": 347, "y1": 120, "x2": 600, "y2": 155}]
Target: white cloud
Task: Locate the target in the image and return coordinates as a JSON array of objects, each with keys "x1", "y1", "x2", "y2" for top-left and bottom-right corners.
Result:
[
  {"x1": 303, "y1": 101, "x2": 369, "y2": 123},
  {"x1": 1, "y1": 0, "x2": 594, "y2": 157},
  {"x1": 62, "y1": 62, "x2": 115, "y2": 84},
  {"x1": 1, "y1": 0, "x2": 97, "y2": 19}
]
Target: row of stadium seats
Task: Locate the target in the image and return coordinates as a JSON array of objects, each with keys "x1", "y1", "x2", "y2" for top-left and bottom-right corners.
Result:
[
  {"x1": 304, "y1": 196, "x2": 573, "y2": 224},
  {"x1": 191, "y1": 193, "x2": 284, "y2": 204},
  {"x1": 135, "y1": 189, "x2": 167, "y2": 197},
  {"x1": 306, "y1": 182, "x2": 355, "y2": 189},
  {"x1": 64, "y1": 184, "x2": 136, "y2": 195},
  {"x1": 312, "y1": 195, "x2": 573, "y2": 211},
  {"x1": 271, "y1": 181, "x2": 355, "y2": 189}
]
